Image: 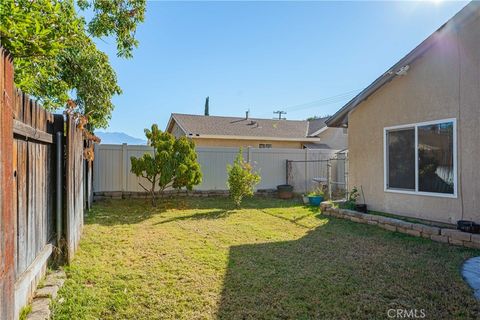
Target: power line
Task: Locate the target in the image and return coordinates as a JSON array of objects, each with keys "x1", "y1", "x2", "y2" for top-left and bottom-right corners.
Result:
[
  {"x1": 256, "y1": 88, "x2": 361, "y2": 118},
  {"x1": 284, "y1": 89, "x2": 360, "y2": 112}
]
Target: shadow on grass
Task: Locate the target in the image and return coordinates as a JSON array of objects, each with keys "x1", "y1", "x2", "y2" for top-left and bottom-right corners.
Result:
[
  {"x1": 216, "y1": 217, "x2": 480, "y2": 319},
  {"x1": 260, "y1": 209, "x2": 316, "y2": 229},
  {"x1": 154, "y1": 209, "x2": 232, "y2": 225},
  {"x1": 88, "y1": 197, "x2": 302, "y2": 226}
]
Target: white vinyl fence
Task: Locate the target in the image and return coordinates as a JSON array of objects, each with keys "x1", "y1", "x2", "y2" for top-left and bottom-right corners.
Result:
[{"x1": 93, "y1": 144, "x2": 346, "y2": 194}]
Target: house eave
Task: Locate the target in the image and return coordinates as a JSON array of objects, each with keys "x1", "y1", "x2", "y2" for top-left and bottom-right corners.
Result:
[
  {"x1": 308, "y1": 126, "x2": 329, "y2": 137},
  {"x1": 187, "y1": 134, "x2": 321, "y2": 142}
]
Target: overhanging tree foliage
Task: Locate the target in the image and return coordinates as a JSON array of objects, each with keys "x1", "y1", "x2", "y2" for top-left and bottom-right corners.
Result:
[
  {"x1": 0, "y1": 0, "x2": 146, "y2": 128},
  {"x1": 130, "y1": 124, "x2": 202, "y2": 206}
]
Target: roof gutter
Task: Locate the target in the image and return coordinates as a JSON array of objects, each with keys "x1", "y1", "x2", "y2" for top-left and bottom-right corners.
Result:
[{"x1": 187, "y1": 134, "x2": 321, "y2": 142}]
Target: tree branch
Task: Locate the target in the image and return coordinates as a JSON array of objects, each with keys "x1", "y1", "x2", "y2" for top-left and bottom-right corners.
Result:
[{"x1": 138, "y1": 182, "x2": 150, "y2": 193}]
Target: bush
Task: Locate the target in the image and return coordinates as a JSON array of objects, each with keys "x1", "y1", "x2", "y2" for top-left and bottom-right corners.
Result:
[
  {"x1": 341, "y1": 186, "x2": 359, "y2": 210},
  {"x1": 227, "y1": 150, "x2": 261, "y2": 207},
  {"x1": 130, "y1": 124, "x2": 202, "y2": 206},
  {"x1": 307, "y1": 187, "x2": 325, "y2": 197}
]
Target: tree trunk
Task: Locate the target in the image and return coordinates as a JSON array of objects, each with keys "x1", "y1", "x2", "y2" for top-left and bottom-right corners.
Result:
[{"x1": 151, "y1": 179, "x2": 156, "y2": 207}]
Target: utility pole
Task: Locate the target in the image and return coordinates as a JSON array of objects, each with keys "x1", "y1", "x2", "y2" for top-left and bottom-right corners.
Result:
[{"x1": 273, "y1": 110, "x2": 287, "y2": 120}]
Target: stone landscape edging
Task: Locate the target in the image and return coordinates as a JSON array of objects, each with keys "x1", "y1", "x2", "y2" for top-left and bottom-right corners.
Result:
[
  {"x1": 320, "y1": 202, "x2": 480, "y2": 249},
  {"x1": 94, "y1": 189, "x2": 277, "y2": 200},
  {"x1": 26, "y1": 269, "x2": 66, "y2": 320}
]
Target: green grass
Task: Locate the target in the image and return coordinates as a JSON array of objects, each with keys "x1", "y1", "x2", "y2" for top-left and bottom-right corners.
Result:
[
  {"x1": 51, "y1": 197, "x2": 480, "y2": 319},
  {"x1": 19, "y1": 305, "x2": 32, "y2": 320}
]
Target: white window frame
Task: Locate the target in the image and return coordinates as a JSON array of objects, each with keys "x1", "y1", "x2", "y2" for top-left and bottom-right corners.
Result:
[{"x1": 383, "y1": 118, "x2": 457, "y2": 198}]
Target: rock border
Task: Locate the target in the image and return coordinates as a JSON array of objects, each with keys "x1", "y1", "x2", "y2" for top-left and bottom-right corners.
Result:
[
  {"x1": 26, "y1": 270, "x2": 66, "y2": 320},
  {"x1": 320, "y1": 202, "x2": 480, "y2": 249},
  {"x1": 94, "y1": 189, "x2": 277, "y2": 200}
]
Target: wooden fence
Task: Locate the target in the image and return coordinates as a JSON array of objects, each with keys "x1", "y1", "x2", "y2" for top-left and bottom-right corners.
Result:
[{"x1": 0, "y1": 48, "x2": 92, "y2": 319}]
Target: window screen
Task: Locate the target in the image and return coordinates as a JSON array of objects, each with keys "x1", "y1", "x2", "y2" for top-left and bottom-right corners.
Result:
[
  {"x1": 418, "y1": 122, "x2": 454, "y2": 194},
  {"x1": 387, "y1": 128, "x2": 415, "y2": 190}
]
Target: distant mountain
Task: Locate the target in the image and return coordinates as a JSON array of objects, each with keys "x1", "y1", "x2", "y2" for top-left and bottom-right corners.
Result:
[{"x1": 95, "y1": 131, "x2": 147, "y2": 145}]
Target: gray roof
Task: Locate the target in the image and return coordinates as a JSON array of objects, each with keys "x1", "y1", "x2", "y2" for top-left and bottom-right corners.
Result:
[
  {"x1": 169, "y1": 113, "x2": 324, "y2": 140},
  {"x1": 307, "y1": 117, "x2": 329, "y2": 135},
  {"x1": 303, "y1": 142, "x2": 332, "y2": 150},
  {"x1": 326, "y1": 2, "x2": 479, "y2": 128}
]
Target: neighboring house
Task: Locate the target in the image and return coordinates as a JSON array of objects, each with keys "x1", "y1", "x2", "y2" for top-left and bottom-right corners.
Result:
[
  {"x1": 305, "y1": 117, "x2": 348, "y2": 150},
  {"x1": 166, "y1": 113, "x2": 346, "y2": 149},
  {"x1": 326, "y1": 2, "x2": 480, "y2": 224}
]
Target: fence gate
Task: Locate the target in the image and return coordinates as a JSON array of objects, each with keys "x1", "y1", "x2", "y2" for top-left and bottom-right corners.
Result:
[{"x1": 286, "y1": 152, "x2": 348, "y2": 199}]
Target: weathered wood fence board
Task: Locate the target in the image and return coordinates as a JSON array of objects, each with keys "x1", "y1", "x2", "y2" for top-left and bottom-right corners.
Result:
[
  {"x1": 0, "y1": 47, "x2": 93, "y2": 319},
  {"x1": 10, "y1": 88, "x2": 59, "y2": 317},
  {"x1": 0, "y1": 47, "x2": 15, "y2": 320},
  {"x1": 12, "y1": 89, "x2": 56, "y2": 279},
  {"x1": 65, "y1": 114, "x2": 85, "y2": 263}
]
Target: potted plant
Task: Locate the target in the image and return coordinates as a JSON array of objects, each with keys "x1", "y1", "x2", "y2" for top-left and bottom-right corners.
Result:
[
  {"x1": 307, "y1": 187, "x2": 324, "y2": 206},
  {"x1": 302, "y1": 194, "x2": 310, "y2": 204},
  {"x1": 354, "y1": 186, "x2": 368, "y2": 213},
  {"x1": 343, "y1": 186, "x2": 367, "y2": 213},
  {"x1": 277, "y1": 184, "x2": 294, "y2": 199}
]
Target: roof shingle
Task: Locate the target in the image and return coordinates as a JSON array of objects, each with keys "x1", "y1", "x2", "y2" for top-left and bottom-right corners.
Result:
[{"x1": 171, "y1": 113, "x2": 315, "y2": 139}]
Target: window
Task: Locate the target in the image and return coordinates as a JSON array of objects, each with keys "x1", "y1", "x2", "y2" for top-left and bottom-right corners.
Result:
[
  {"x1": 384, "y1": 119, "x2": 456, "y2": 197},
  {"x1": 387, "y1": 128, "x2": 415, "y2": 190},
  {"x1": 259, "y1": 144, "x2": 272, "y2": 148}
]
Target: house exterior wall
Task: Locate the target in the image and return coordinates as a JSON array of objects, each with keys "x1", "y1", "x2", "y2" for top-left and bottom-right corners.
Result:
[
  {"x1": 317, "y1": 128, "x2": 348, "y2": 150},
  {"x1": 191, "y1": 137, "x2": 303, "y2": 149},
  {"x1": 347, "y1": 15, "x2": 480, "y2": 224}
]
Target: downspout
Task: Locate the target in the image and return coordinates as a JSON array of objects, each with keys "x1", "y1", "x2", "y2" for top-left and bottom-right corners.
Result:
[{"x1": 56, "y1": 131, "x2": 63, "y2": 245}]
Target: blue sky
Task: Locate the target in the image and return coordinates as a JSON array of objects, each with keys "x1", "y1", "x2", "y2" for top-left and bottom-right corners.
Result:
[{"x1": 94, "y1": 1, "x2": 469, "y2": 139}]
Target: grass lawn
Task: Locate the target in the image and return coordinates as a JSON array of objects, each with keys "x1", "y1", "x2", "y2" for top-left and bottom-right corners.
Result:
[{"x1": 52, "y1": 197, "x2": 480, "y2": 319}]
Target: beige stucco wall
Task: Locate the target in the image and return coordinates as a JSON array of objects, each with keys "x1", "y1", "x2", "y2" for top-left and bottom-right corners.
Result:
[
  {"x1": 191, "y1": 138, "x2": 303, "y2": 149},
  {"x1": 347, "y1": 15, "x2": 480, "y2": 224}
]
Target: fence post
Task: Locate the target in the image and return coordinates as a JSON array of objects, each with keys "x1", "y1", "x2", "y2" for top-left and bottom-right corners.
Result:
[
  {"x1": 53, "y1": 115, "x2": 64, "y2": 243},
  {"x1": 285, "y1": 160, "x2": 289, "y2": 185},
  {"x1": 0, "y1": 49, "x2": 15, "y2": 320},
  {"x1": 327, "y1": 160, "x2": 332, "y2": 200},
  {"x1": 122, "y1": 143, "x2": 127, "y2": 193},
  {"x1": 304, "y1": 148, "x2": 308, "y2": 193}
]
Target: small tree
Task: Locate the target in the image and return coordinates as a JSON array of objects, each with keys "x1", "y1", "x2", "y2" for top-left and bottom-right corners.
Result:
[
  {"x1": 130, "y1": 124, "x2": 202, "y2": 206},
  {"x1": 227, "y1": 150, "x2": 261, "y2": 207}
]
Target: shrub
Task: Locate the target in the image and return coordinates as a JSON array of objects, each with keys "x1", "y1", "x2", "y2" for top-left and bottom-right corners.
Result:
[
  {"x1": 341, "y1": 186, "x2": 359, "y2": 210},
  {"x1": 227, "y1": 150, "x2": 261, "y2": 207},
  {"x1": 130, "y1": 124, "x2": 202, "y2": 206},
  {"x1": 307, "y1": 187, "x2": 325, "y2": 197}
]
